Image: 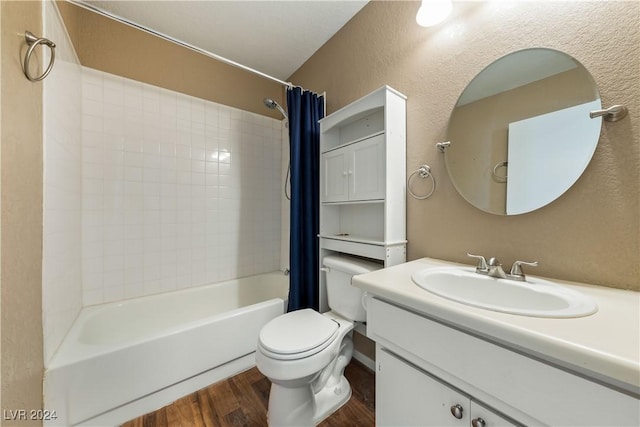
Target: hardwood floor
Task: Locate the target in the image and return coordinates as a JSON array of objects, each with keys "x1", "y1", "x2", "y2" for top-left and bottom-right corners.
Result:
[{"x1": 121, "y1": 360, "x2": 375, "y2": 427}]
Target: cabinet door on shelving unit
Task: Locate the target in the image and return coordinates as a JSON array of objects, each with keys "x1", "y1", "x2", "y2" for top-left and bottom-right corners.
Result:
[
  {"x1": 377, "y1": 348, "x2": 469, "y2": 427},
  {"x1": 322, "y1": 147, "x2": 349, "y2": 202},
  {"x1": 350, "y1": 134, "x2": 385, "y2": 201}
]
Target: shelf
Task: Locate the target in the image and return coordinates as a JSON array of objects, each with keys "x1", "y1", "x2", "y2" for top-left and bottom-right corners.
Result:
[
  {"x1": 319, "y1": 85, "x2": 406, "y2": 132},
  {"x1": 322, "y1": 199, "x2": 384, "y2": 206},
  {"x1": 320, "y1": 236, "x2": 386, "y2": 260},
  {"x1": 320, "y1": 235, "x2": 407, "y2": 262},
  {"x1": 319, "y1": 234, "x2": 407, "y2": 247},
  {"x1": 321, "y1": 130, "x2": 385, "y2": 154},
  {"x1": 320, "y1": 234, "x2": 384, "y2": 246}
]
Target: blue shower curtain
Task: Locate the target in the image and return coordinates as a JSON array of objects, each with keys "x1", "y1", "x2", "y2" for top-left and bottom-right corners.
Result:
[{"x1": 287, "y1": 87, "x2": 324, "y2": 312}]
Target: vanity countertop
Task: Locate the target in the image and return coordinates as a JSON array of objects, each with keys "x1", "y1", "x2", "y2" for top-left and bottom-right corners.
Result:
[{"x1": 352, "y1": 257, "x2": 640, "y2": 395}]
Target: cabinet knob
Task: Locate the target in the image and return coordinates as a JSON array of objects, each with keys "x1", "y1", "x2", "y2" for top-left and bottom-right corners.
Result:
[
  {"x1": 450, "y1": 404, "x2": 464, "y2": 419},
  {"x1": 472, "y1": 417, "x2": 486, "y2": 427}
]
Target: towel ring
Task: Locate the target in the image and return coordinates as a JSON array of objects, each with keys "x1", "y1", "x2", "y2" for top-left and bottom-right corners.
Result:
[
  {"x1": 408, "y1": 165, "x2": 436, "y2": 200},
  {"x1": 492, "y1": 161, "x2": 508, "y2": 183},
  {"x1": 23, "y1": 31, "x2": 56, "y2": 82}
]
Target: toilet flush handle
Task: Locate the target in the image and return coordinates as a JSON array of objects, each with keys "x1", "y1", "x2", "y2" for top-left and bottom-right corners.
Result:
[
  {"x1": 361, "y1": 291, "x2": 369, "y2": 311},
  {"x1": 320, "y1": 267, "x2": 330, "y2": 273}
]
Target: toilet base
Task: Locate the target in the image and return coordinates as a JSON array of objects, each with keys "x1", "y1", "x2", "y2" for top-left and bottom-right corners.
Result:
[
  {"x1": 313, "y1": 375, "x2": 352, "y2": 425},
  {"x1": 267, "y1": 375, "x2": 352, "y2": 427},
  {"x1": 267, "y1": 381, "x2": 315, "y2": 427}
]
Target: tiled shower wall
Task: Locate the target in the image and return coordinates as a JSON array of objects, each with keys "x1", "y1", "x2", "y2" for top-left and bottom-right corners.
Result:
[
  {"x1": 43, "y1": 1, "x2": 83, "y2": 363},
  {"x1": 81, "y1": 68, "x2": 282, "y2": 305}
]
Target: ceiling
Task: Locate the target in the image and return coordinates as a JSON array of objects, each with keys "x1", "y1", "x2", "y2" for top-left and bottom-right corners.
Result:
[{"x1": 82, "y1": 1, "x2": 369, "y2": 82}]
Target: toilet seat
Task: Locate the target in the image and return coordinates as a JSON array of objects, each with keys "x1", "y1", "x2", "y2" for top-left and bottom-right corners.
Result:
[{"x1": 259, "y1": 309, "x2": 340, "y2": 361}]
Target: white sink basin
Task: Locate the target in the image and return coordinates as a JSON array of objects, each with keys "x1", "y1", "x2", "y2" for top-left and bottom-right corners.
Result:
[{"x1": 411, "y1": 267, "x2": 598, "y2": 318}]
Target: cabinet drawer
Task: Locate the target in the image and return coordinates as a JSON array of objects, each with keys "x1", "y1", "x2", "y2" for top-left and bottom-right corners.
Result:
[{"x1": 368, "y1": 298, "x2": 640, "y2": 426}]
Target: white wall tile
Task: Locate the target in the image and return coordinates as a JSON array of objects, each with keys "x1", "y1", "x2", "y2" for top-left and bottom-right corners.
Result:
[
  {"x1": 80, "y1": 67, "x2": 283, "y2": 304},
  {"x1": 42, "y1": 1, "x2": 83, "y2": 365}
]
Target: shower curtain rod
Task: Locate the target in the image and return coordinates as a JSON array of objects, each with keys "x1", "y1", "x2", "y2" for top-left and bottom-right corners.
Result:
[{"x1": 66, "y1": 0, "x2": 295, "y2": 89}]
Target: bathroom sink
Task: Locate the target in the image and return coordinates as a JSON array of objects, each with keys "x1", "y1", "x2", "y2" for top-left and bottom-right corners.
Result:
[{"x1": 411, "y1": 267, "x2": 598, "y2": 318}]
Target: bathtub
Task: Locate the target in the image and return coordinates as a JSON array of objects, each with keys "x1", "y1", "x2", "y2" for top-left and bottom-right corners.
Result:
[{"x1": 44, "y1": 272, "x2": 289, "y2": 426}]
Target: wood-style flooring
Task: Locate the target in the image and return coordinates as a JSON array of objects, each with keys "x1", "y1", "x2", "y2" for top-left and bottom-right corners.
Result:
[{"x1": 121, "y1": 360, "x2": 375, "y2": 427}]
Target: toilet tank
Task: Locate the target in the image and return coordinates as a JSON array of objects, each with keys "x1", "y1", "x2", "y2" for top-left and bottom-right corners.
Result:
[{"x1": 323, "y1": 255, "x2": 381, "y2": 322}]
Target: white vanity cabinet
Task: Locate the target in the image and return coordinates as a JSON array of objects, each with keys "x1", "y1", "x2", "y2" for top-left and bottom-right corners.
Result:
[
  {"x1": 368, "y1": 297, "x2": 640, "y2": 427},
  {"x1": 317, "y1": 86, "x2": 406, "y2": 312},
  {"x1": 377, "y1": 348, "x2": 516, "y2": 427}
]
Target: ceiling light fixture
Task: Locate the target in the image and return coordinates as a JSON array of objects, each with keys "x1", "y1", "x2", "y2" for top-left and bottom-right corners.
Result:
[{"x1": 416, "y1": 0, "x2": 453, "y2": 27}]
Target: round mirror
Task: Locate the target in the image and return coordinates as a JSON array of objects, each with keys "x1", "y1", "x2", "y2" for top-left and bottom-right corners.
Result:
[{"x1": 444, "y1": 48, "x2": 601, "y2": 215}]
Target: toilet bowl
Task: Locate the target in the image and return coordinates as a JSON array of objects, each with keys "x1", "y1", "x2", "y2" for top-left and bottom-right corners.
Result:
[{"x1": 256, "y1": 255, "x2": 381, "y2": 426}]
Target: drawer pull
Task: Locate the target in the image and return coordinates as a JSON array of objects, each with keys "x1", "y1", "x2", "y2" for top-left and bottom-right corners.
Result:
[
  {"x1": 450, "y1": 404, "x2": 464, "y2": 419},
  {"x1": 472, "y1": 417, "x2": 486, "y2": 427}
]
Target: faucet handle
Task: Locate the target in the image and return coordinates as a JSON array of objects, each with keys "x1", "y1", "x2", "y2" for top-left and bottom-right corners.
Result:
[
  {"x1": 509, "y1": 260, "x2": 539, "y2": 277},
  {"x1": 467, "y1": 253, "x2": 488, "y2": 270}
]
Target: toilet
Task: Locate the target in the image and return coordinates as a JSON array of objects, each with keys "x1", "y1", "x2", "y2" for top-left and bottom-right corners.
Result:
[{"x1": 256, "y1": 254, "x2": 380, "y2": 426}]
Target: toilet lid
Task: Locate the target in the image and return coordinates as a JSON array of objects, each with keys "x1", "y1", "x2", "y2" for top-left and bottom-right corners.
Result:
[{"x1": 259, "y1": 309, "x2": 339, "y2": 356}]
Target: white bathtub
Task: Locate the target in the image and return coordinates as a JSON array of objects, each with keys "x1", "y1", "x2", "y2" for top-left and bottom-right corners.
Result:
[{"x1": 44, "y1": 272, "x2": 288, "y2": 426}]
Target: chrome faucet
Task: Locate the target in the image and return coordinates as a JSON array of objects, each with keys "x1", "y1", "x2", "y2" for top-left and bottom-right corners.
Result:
[
  {"x1": 467, "y1": 253, "x2": 538, "y2": 282},
  {"x1": 486, "y1": 257, "x2": 507, "y2": 279}
]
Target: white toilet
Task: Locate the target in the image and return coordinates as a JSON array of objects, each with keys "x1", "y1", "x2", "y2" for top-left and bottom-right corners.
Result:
[{"x1": 256, "y1": 254, "x2": 380, "y2": 426}]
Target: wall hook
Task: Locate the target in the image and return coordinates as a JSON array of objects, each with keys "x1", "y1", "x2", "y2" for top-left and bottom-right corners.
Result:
[{"x1": 436, "y1": 141, "x2": 451, "y2": 152}]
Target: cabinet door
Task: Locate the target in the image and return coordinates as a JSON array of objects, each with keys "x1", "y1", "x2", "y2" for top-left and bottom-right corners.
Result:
[
  {"x1": 470, "y1": 401, "x2": 518, "y2": 427},
  {"x1": 349, "y1": 134, "x2": 385, "y2": 201},
  {"x1": 322, "y1": 147, "x2": 349, "y2": 202},
  {"x1": 377, "y1": 348, "x2": 469, "y2": 427}
]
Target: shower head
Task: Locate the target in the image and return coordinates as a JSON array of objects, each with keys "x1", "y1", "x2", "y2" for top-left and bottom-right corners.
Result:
[
  {"x1": 263, "y1": 98, "x2": 277, "y2": 109},
  {"x1": 263, "y1": 98, "x2": 288, "y2": 120}
]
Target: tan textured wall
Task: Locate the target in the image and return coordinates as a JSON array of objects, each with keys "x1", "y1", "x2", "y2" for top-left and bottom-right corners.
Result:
[
  {"x1": 1, "y1": 1, "x2": 45, "y2": 424},
  {"x1": 56, "y1": 1, "x2": 286, "y2": 120},
  {"x1": 290, "y1": 1, "x2": 640, "y2": 290},
  {"x1": 353, "y1": 329, "x2": 376, "y2": 362}
]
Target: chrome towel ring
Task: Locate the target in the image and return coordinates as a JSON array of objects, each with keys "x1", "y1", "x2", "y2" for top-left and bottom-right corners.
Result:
[
  {"x1": 23, "y1": 31, "x2": 56, "y2": 82},
  {"x1": 492, "y1": 161, "x2": 508, "y2": 183},
  {"x1": 408, "y1": 165, "x2": 436, "y2": 200}
]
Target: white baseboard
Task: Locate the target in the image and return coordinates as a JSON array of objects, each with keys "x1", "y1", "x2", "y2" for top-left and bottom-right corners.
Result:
[{"x1": 353, "y1": 349, "x2": 376, "y2": 372}]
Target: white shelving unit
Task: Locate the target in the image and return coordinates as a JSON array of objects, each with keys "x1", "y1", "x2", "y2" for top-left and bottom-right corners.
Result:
[{"x1": 318, "y1": 86, "x2": 407, "y2": 311}]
